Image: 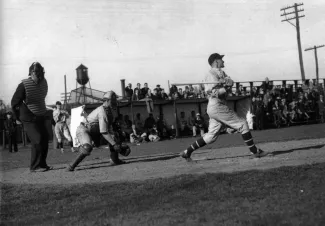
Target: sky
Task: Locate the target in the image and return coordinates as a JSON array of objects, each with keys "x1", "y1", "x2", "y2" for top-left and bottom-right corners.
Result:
[{"x1": 1, "y1": 0, "x2": 325, "y2": 105}]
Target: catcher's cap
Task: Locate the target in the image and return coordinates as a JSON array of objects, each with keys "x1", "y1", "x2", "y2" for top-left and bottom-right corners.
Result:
[
  {"x1": 103, "y1": 91, "x2": 116, "y2": 100},
  {"x1": 56, "y1": 101, "x2": 62, "y2": 105},
  {"x1": 208, "y1": 53, "x2": 224, "y2": 66}
]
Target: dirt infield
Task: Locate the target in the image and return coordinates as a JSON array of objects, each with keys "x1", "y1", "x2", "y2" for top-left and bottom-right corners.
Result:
[{"x1": 1, "y1": 137, "x2": 325, "y2": 185}]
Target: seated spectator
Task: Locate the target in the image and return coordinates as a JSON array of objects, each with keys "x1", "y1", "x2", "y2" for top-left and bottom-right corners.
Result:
[
  {"x1": 280, "y1": 98, "x2": 289, "y2": 122},
  {"x1": 260, "y1": 77, "x2": 273, "y2": 93},
  {"x1": 288, "y1": 100, "x2": 298, "y2": 122},
  {"x1": 178, "y1": 88, "x2": 184, "y2": 99},
  {"x1": 141, "y1": 83, "x2": 150, "y2": 97},
  {"x1": 113, "y1": 114, "x2": 128, "y2": 142},
  {"x1": 160, "y1": 89, "x2": 169, "y2": 100},
  {"x1": 156, "y1": 114, "x2": 173, "y2": 139},
  {"x1": 125, "y1": 83, "x2": 133, "y2": 99},
  {"x1": 193, "y1": 113, "x2": 205, "y2": 137},
  {"x1": 152, "y1": 88, "x2": 160, "y2": 100},
  {"x1": 188, "y1": 85, "x2": 195, "y2": 98},
  {"x1": 134, "y1": 83, "x2": 144, "y2": 99},
  {"x1": 148, "y1": 125, "x2": 160, "y2": 142},
  {"x1": 178, "y1": 111, "x2": 191, "y2": 136},
  {"x1": 170, "y1": 85, "x2": 178, "y2": 96},
  {"x1": 144, "y1": 113, "x2": 156, "y2": 132},
  {"x1": 130, "y1": 124, "x2": 147, "y2": 144},
  {"x1": 132, "y1": 89, "x2": 141, "y2": 101},
  {"x1": 156, "y1": 84, "x2": 162, "y2": 95},
  {"x1": 255, "y1": 96, "x2": 265, "y2": 130},
  {"x1": 272, "y1": 99, "x2": 286, "y2": 124},
  {"x1": 301, "y1": 80, "x2": 310, "y2": 94}
]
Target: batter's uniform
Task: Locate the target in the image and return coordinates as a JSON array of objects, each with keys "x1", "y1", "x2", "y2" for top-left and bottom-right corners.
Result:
[
  {"x1": 66, "y1": 104, "x2": 126, "y2": 171},
  {"x1": 53, "y1": 109, "x2": 73, "y2": 149},
  {"x1": 202, "y1": 68, "x2": 249, "y2": 144},
  {"x1": 180, "y1": 53, "x2": 269, "y2": 160}
]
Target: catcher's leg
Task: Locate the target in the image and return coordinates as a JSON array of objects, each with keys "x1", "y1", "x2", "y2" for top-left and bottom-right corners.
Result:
[
  {"x1": 66, "y1": 125, "x2": 93, "y2": 171},
  {"x1": 180, "y1": 118, "x2": 222, "y2": 161},
  {"x1": 109, "y1": 145, "x2": 125, "y2": 165}
]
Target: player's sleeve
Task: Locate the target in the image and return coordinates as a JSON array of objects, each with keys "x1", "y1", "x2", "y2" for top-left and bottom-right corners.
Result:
[{"x1": 98, "y1": 108, "x2": 109, "y2": 134}]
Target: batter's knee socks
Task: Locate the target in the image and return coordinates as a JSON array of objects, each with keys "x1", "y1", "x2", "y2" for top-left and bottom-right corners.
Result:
[
  {"x1": 67, "y1": 153, "x2": 87, "y2": 171},
  {"x1": 185, "y1": 137, "x2": 207, "y2": 155},
  {"x1": 242, "y1": 132, "x2": 258, "y2": 154}
]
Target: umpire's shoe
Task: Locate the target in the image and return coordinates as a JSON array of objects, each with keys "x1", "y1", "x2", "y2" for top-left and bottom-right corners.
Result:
[
  {"x1": 180, "y1": 150, "x2": 193, "y2": 162},
  {"x1": 252, "y1": 149, "x2": 272, "y2": 158}
]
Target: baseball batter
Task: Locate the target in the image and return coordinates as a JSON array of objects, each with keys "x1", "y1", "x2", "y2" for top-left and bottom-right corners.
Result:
[
  {"x1": 180, "y1": 53, "x2": 270, "y2": 161},
  {"x1": 66, "y1": 91, "x2": 131, "y2": 171}
]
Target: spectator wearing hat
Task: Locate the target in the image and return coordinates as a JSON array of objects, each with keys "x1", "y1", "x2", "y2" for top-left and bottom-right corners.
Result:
[
  {"x1": 125, "y1": 83, "x2": 133, "y2": 99},
  {"x1": 53, "y1": 101, "x2": 74, "y2": 153},
  {"x1": 11, "y1": 62, "x2": 52, "y2": 172},
  {"x1": 156, "y1": 84, "x2": 162, "y2": 95},
  {"x1": 4, "y1": 112, "x2": 18, "y2": 153},
  {"x1": 193, "y1": 113, "x2": 205, "y2": 137},
  {"x1": 0, "y1": 99, "x2": 6, "y2": 118}
]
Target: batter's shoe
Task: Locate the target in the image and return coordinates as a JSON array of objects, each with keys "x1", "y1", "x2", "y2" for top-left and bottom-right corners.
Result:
[
  {"x1": 180, "y1": 150, "x2": 193, "y2": 162},
  {"x1": 66, "y1": 153, "x2": 87, "y2": 171},
  {"x1": 252, "y1": 149, "x2": 271, "y2": 158}
]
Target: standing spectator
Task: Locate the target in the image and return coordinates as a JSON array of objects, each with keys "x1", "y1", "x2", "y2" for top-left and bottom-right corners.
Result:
[
  {"x1": 11, "y1": 62, "x2": 52, "y2": 172},
  {"x1": 152, "y1": 88, "x2": 160, "y2": 100},
  {"x1": 156, "y1": 114, "x2": 172, "y2": 139},
  {"x1": 188, "y1": 110, "x2": 196, "y2": 136},
  {"x1": 123, "y1": 115, "x2": 133, "y2": 135},
  {"x1": 178, "y1": 111, "x2": 190, "y2": 136},
  {"x1": 261, "y1": 77, "x2": 273, "y2": 93},
  {"x1": 0, "y1": 99, "x2": 7, "y2": 118},
  {"x1": 125, "y1": 83, "x2": 133, "y2": 99},
  {"x1": 134, "y1": 113, "x2": 145, "y2": 134},
  {"x1": 145, "y1": 89, "x2": 154, "y2": 113},
  {"x1": 193, "y1": 113, "x2": 205, "y2": 137},
  {"x1": 316, "y1": 95, "x2": 324, "y2": 123},
  {"x1": 141, "y1": 83, "x2": 150, "y2": 97},
  {"x1": 53, "y1": 101, "x2": 74, "y2": 153},
  {"x1": 178, "y1": 88, "x2": 184, "y2": 99},
  {"x1": 4, "y1": 112, "x2": 18, "y2": 153},
  {"x1": 255, "y1": 96, "x2": 265, "y2": 130}
]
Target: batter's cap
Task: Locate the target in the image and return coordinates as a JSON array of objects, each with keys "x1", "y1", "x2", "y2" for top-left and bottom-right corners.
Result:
[
  {"x1": 208, "y1": 53, "x2": 224, "y2": 66},
  {"x1": 103, "y1": 91, "x2": 116, "y2": 100}
]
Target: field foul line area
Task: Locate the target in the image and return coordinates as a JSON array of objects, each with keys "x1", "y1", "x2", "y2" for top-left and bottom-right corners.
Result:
[{"x1": 1, "y1": 138, "x2": 325, "y2": 185}]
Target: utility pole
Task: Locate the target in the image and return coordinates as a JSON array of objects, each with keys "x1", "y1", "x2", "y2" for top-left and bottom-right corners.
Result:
[
  {"x1": 305, "y1": 45, "x2": 325, "y2": 85},
  {"x1": 281, "y1": 3, "x2": 306, "y2": 81}
]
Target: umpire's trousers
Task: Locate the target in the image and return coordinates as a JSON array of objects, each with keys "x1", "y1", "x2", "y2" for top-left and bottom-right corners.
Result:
[{"x1": 23, "y1": 117, "x2": 51, "y2": 170}]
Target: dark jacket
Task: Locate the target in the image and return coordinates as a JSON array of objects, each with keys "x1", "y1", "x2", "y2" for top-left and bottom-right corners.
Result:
[{"x1": 4, "y1": 118, "x2": 17, "y2": 135}]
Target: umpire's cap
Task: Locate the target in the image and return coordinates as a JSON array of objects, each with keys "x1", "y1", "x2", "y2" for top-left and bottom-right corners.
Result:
[
  {"x1": 208, "y1": 53, "x2": 224, "y2": 66},
  {"x1": 103, "y1": 91, "x2": 116, "y2": 100}
]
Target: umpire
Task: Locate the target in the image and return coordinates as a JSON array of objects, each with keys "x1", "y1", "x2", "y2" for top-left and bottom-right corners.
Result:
[{"x1": 11, "y1": 62, "x2": 52, "y2": 172}]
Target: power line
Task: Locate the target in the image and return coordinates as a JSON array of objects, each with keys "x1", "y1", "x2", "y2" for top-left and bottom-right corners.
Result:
[
  {"x1": 281, "y1": 2, "x2": 306, "y2": 81},
  {"x1": 305, "y1": 44, "x2": 325, "y2": 85}
]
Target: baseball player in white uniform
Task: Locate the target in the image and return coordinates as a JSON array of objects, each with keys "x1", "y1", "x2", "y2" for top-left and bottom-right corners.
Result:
[{"x1": 180, "y1": 53, "x2": 270, "y2": 161}]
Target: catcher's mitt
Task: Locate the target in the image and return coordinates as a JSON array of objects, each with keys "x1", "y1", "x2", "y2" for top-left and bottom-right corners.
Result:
[{"x1": 114, "y1": 143, "x2": 131, "y2": 156}]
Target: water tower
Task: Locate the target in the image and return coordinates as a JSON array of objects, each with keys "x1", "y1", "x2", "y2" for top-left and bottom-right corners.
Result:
[{"x1": 75, "y1": 64, "x2": 93, "y2": 104}]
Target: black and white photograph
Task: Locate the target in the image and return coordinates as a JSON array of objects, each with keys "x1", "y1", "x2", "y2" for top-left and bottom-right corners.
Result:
[{"x1": 0, "y1": 0, "x2": 325, "y2": 225}]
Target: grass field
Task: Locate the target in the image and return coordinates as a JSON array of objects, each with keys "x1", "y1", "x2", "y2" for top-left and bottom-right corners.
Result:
[{"x1": 2, "y1": 162, "x2": 325, "y2": 226}]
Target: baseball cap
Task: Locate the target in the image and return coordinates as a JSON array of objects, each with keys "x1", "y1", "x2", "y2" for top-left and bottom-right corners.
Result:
[
  {"x1": 208, "y1": 53, "x2": 224, "y2": 66},
  {"x1": 56, "y1": 101, "x2": 62, "y2": 105}
]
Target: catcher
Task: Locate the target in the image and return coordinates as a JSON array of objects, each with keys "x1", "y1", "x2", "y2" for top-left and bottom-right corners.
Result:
[
  {"x1": 66, "y1": 91, "x2": 131, "y2": 171},
  {"x1": 180, "y1": 53, "x2": 270, "y2": 161}
]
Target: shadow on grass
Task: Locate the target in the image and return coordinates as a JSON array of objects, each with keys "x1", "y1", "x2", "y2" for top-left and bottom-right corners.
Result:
[{"x1": 272, "y1": 144, "x2": 325, "y2": 156}]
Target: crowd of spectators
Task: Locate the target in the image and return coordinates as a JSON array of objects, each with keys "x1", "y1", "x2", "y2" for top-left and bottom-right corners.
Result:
[{"x1": 251, "y1": 78, "x2": 325, "y2": 129}]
